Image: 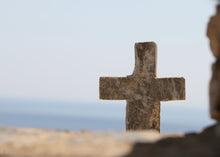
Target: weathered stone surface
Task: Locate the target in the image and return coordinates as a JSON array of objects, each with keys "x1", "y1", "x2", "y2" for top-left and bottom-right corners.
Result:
[
  {"x1": 207, "y1": 5, "x2": 220, "y2": 58},
  {"x1": 210, "y1": 60, "x2": 220, "y2": 120},
  {"x1": 0, "y1": 127, "x2": 174, "y2": 157},
  {"x1": 207, "y1": 4, "x2": 220, "y2": 120},
  {"x1": 0, "y1": 124, "x2": 219, "y2": 157},
  {"x1": 100, "y1": 42, "x2": 185, "y2": 131}
]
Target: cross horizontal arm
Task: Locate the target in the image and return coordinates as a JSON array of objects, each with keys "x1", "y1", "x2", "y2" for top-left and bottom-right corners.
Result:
[
  {"x1": 156, "y1": 78, "x2": 185, "y2": 101},
  {"x1": 100, "y1": 77, "x2": 133, "y2": 100}
]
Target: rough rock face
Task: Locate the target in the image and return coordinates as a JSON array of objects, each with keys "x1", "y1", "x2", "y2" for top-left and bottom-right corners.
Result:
[
  {"x1": 124, "y1": 123, "x2": 220, "y2": 157},
  {"x1": 208, "y1": 4, "x2": 220, "y2": 120},
  {"x1": 207, "y1": 5, "x2": 220, "y2": 59},
  {"x1": 100, "y1": 42, "x2": 185, "y2": 131},
  {"x1": 210, "y1": 60, "x2": 220, "y2": 120},
  {"x1": 0, "y1": 124, "x2": 219, "y2": 157}
]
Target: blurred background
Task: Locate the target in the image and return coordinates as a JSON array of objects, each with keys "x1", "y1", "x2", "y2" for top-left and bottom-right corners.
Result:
[{"x1": 0, "y1": 0, "x2": 217, "y2": 133}]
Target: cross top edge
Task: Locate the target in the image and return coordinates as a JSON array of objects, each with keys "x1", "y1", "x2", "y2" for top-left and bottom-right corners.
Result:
[
  {"x1": 132, "y1": 41, "x2": 157, "y2": 78},
  {"x1": 135, "y1": 41, "x2": 157, "y2": 50}
]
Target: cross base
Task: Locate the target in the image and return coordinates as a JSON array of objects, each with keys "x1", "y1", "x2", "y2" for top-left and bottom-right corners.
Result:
[{"x1": 126, "y1": 100, "x2": 160, "y2": 131}]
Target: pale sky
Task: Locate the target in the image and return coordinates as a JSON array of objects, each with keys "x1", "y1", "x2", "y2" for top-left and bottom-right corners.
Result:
[{"x1": 0, "y1": 0, "x2": 217, "y2": 109}]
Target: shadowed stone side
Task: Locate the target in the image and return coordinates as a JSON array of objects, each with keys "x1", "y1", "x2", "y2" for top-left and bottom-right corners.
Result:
[
  {"x1": 207, "y1": 5, "x2": 220, "y2": 59},
  {"x1": 207, "y1": 4, "x2": 220, "y2": 120},
  {"x1": 210, "y1": 60, "x2": 220, "y2": 119},
  {"x1": 100, "y1": 42, "x2": 185, "y2": 132}
]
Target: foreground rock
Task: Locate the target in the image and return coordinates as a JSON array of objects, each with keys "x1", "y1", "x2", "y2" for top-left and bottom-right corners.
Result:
[
  {"x1": 208, "y1": 4, "x2": 220, "y2": 120},
  {"x1": 125, "y1": 123, "x2": 220, "y2": 157},
  {"x1": 0, "y1": 127, "x2": 176, "y2": 157},
  {"x1": 0, "y1": 124, "x2": 219, "y2": 157},
  {"x1": 207, "y1": 5, "x2": 220, "y2": 59}
]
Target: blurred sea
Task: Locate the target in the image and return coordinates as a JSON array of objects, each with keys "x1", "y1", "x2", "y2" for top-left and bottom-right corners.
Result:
[{"x1": 0, "y1": 98, "x2": 215, "y2": 133}]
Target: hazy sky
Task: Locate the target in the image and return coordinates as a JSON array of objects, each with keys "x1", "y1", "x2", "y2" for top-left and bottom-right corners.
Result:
[{"x1": 0, "y1": 0, "x2": 217, "y2": 109}]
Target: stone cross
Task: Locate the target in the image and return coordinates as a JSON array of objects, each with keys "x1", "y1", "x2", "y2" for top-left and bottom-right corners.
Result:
[{"x1": 99, "y1": 42, "x2": 185, "y2": 132}]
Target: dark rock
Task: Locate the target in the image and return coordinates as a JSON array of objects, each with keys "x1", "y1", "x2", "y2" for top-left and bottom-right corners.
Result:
[
  {"x1": 210, "y1": 59, "x2": 220, "y2": 120},
  {"x1": 124, "y1": 123, "x2": 220, "y2": 157},
  {"x1": 207, "y1": 5, "x2": 220, "y2": 59}
]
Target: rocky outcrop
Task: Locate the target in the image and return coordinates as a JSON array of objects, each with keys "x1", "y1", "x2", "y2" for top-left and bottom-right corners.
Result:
[
  {"x1": 208, "y1": 4, "x2": 220, "y2": 120},
  {"x1": 0, "y1": 126, "x2": 171, "y2": 157},
  {"x1": 207, "y1": 5, "x2": 220, "y2": 59},
  {"x1": 0, "y1": 124, "x2": 219, "y2": 157},
  {"x1": 125, "y1": 123, "x2": 220, "y2": 157}
]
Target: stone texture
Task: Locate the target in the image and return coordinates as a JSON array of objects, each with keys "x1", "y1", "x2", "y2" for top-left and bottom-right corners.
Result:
[
  {"x1": 0, "y1": 124, "x2": 219, "y2": 157},
  {"x1": 0, "y1": 127, "x2": 172, "y2": 157},
  {"x1": 210, "y1": 60, "x2": 220, "y2": 120},
  {"x1": 207, "y1": 5, "x2": 220, "y2": 59},
  {"x1": 124, "y1": 123, "x2": 220, "y2": 157},
  {"x1": 100, "y1": 42, "x2": 185, "y2": 132},
  {"x1": 208, "y1": 4, "x2": 220, "y2": 120}
]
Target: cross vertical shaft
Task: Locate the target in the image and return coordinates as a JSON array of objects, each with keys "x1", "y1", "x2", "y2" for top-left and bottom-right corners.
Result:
[{"x1": 126, "y1": 99, "x2": 160, "y2": 131}]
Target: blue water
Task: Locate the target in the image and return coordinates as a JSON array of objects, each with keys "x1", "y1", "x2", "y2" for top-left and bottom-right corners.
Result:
[{"x1": 0, "y1": 98, "x2": 215, "y2": 133}]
